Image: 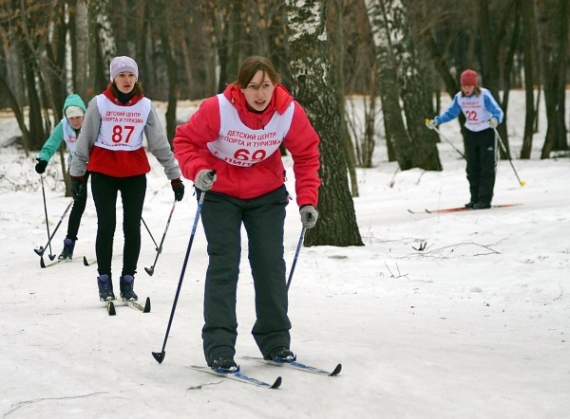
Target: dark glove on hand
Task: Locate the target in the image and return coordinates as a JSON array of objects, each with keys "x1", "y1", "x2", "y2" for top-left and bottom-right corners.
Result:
[
  {"x1": 35, "y1": 158, "x2": 48, "y2": 174},
  {"x1": 171, "y1": 178, "x2": 185, "y2": 201},
  {"x1": 71, "y1": 176, "x2": 85, "y2": 200},
  {"x1": 299, "y1": 205, "x2": 319, "y2": 229}
]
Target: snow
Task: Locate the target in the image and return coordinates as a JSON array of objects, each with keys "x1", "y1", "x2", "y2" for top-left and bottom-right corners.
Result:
[{"x1": 0, "y1": 91, "x2": 569, "y2": 418}]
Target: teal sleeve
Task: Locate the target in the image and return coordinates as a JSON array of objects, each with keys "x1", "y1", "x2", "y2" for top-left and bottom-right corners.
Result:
[{"x1": 38, "y1": 122, "x2": 65, "y2": 162}]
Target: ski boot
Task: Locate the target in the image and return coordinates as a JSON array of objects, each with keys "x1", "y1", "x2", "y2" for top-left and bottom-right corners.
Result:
[
  {"x1": 98, "y1": 274, "x2": 115, "y2": 301},
  {"x1": 58, "y1": 238, "x2": 75, "y2": 260},
  {"x1": 120, "y1": 275, "x2": 138, "y2": 301}
]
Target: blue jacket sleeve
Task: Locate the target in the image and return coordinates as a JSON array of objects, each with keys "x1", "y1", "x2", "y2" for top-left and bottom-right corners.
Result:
[
  {"x1": 434, "y1": 93, "x2": 462, "y2": 126},
  {"x1": 483, "y1": 92, "x2": 504, "y2": 124}
]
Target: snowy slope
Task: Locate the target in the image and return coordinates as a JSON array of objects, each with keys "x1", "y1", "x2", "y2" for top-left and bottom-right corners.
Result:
[{"x1": 0, "y1": 91, "x2": 568, "y2": 418}]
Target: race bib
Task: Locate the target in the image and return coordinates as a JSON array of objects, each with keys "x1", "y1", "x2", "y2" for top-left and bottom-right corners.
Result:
[
  {"x1": 94, "y1": 95, "x2": 151, "y2": 151},
  {"x1": 208, "y1": 94, "x2": 294, "y2": 167}
]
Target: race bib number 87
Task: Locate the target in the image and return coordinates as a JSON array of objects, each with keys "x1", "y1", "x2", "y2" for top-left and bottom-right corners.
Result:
[{"x1": 112, "y1": 125, "x2": 135, "y2": 143}]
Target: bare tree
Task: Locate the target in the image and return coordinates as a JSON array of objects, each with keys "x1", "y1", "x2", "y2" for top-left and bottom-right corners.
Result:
[
  {"x1": 536, "y1": 0, "x2": 569, "y2": 158},
  {"x1": 286, "y1": 0, "x2": 363, "y2": 247},
  {"x1": 520, "y1": 0, "x2": 538, "y2": 159},
  {"x1": 328, "y1": 0, "x2": 359, "y2": 196},
  {"x1": 74, "y1": 0, "x2": 90, "y2": 101},
  {"x1": 88, "y1": 0, "x2": 116, "y2": 93},
  {"x1": 365, "y1": 0, "x2": 441, "y2": 171},
  {"x1": 153, "y1": 0, "x2": 178, "y2": 142}
]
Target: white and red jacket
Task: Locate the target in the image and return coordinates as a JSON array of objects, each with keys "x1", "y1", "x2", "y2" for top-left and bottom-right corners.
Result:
[
  {"x1": 71, "y1": 86, "x2": 181, "y2": 180},
  {"x1": 173, "y1": 84, "x2": 320, "y2": 206}
]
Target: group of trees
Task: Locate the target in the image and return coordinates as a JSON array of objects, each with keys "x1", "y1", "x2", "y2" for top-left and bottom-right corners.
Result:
[{"x1": 1, "y1": 0, "x2": 568, "y2": 246}]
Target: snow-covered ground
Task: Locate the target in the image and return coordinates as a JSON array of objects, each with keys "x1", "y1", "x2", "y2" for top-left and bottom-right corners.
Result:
[{"x1": 0, "y1": 91, "x2": 568, "y2": 418}]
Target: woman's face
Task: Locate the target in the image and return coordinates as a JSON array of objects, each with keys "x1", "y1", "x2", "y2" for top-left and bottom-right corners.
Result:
[
  {"x1": 241, "y1": 70, "x2": 275, "y2": 112},
  {"x1": 461, "y1": 85, "x2": 475, "y2": 96},
  {"x1": 114, "y1": 72, "x2": 137, "y2": 94},
  {"x1": 68, "y1": 116, "x2": 84, "y2": 130}
]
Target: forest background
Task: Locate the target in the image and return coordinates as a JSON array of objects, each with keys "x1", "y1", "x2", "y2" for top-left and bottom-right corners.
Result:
[{"x1": 0, "y1": 0, "x2": 568, "y2": 247}]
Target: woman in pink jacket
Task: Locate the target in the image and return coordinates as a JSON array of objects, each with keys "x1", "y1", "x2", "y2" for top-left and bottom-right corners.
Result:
[{"x1": 174, "y1": 56, "x2": 321, "y2": 372}]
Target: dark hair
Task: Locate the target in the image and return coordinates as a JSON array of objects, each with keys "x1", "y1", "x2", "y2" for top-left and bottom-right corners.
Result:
[
  {"x1": 235, "y1": 56, "x2": 281, "y2": 88},
  {"x1": 110, "y1": 82, "x2": 143, "y2": 97}
]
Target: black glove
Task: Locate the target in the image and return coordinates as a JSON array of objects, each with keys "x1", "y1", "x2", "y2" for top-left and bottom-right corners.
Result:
[
  {"x1": 35, "y1": 159, "x2": 48, "y2": 174},
  {"x1": 171, "y1": 178, "x2": 185, "y2": 201},
  {"x1": 71, "y1": 176, "x2": 86, "y2": 199}
]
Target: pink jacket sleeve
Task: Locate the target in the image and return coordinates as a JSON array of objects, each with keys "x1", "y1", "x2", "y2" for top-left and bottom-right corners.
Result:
[
  {"x1": 173, "y1": 97, "x2": 220, "y2": 181},
  {"x1": 283, "y1": 102, "x2": 321, "y2": 207}
]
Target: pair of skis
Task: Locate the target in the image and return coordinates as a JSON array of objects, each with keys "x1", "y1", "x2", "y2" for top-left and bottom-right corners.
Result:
[
  {"x1": 105, "y1": 297, "x2": 151, "y2": 316},
  {"x1": 190, "y1": 357, "x2": 342, "y2": 389},
  {"x1": 408, "y1": 203, "x2": 521, "y2": 214},
  {"x1": 40, "y1": 255, "x2": 93, "y2": 268}
]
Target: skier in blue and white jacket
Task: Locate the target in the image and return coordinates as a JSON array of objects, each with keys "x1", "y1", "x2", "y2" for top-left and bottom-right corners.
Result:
[{"x1": 428, "y1": 69, "x2": 504, "y2": 209}]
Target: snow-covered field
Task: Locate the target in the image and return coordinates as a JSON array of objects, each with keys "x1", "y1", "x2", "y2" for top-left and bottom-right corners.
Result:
[{"x1": 0, "y1": 92, "x2": 568, "y2": 418}]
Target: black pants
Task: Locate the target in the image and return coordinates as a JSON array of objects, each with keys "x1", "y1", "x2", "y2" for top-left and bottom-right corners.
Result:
[
  {"x1": 200, "y1": 185, "x2": 291, "y2": 365},
  {"x1": 465, "y1": 128, "x2": 496, "y2": 204},
  {"x1": 66, "y1": 171, "x2": 89, "y2": 241},
  {"x1": 90, "y1": 173, "x2": 146, "y2": 278}
]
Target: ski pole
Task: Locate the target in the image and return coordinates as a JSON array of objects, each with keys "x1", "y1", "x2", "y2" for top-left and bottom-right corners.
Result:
[
  {"x1": 492, "y1": 127, "x2": 526, "y2": 187},
  {"x1": 286, "y1": 227, "x2": 306, "y2": 291},
  {"x1": 152, "y1": 191, "x2": 205, "y2": 364},
  {"x1": 35, "y1": 199, "x2": 74, "y2": 265},
  {"x1": 141, "y1": 216, "x2": 159, "y2": 251},
  {"x1": 425, "y1": 119, "x2": 465, "y2": 159},
  {"x1": 38, "y1": 176, "x2": 56, "y2": 260},
  {"x1": 145, "y1": 200, "x2": 177, "y2": 276}
]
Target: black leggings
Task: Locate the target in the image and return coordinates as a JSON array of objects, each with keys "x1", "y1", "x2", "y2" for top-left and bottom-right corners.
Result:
[
  {"x1": 66, "y1": 171, "x2": 89, "y2": 241},
  {"x1": 90, "y1": 173, "x2": 146, "y2": 278},
  {"x1": 465, "y1": 128, "x2": 496, "y2": 204}
]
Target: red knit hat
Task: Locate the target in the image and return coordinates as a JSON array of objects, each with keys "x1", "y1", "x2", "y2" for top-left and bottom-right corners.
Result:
[{"x1": 460, "y1": 69, "x2": 478, "y2": 86}]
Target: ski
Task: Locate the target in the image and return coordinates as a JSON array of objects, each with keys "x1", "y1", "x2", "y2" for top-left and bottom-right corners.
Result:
[
  {"x1": 103, "y1": 297, "x2": 151, "y2": 314},
  {"x1": 189, "y1": 365, "x2": 282, "y2": 389},
  {"x1": 40, "y1": 255, "x2": 91, "y2": 268},
  {"x1": 105, "y1": 300, "x2": 116, "y2": 316},
  {"x1": 242, "y1": 356, "x2": 342, "y2": 377},
  {"x1": 409, "y1": 203, "x2": 522, "y2": 214},
  {"x1": 425, "y1": 203, "x2": 521, "y2": 213},
  {"x1": 123, "y1": 297, "x2": 151, "y2": 313}
]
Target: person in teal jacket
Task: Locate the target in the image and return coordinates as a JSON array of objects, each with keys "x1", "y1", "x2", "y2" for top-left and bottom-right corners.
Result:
[{"x1": 35, "y1": 93, "x2": 88, "y2": 260}]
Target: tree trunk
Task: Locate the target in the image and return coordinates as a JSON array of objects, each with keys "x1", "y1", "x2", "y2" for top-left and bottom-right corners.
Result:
[
  {"x1": 396, "y1": 0, "x2": 442, "y2": 171},
  {"x1": 365, "y1": 0, "x2": 414, "y2": 170},
  {"x1": 286, "y1": 0, "x2": 363, "y2": 247},
  {"x1": 75, "y1": 0, "x2": 90, "y2": 101},
  {"x1": 20, "y1": 34, "x2": 46, "y2": 151},
  {"x1": 88, "y1": 0, "x2": 116, "y2": 93},
  {"x1": 537, "y1": 0, "x2": 569, "y2": 158},
  {"x1": 0, "y1": 74, "x2": 30, "y2": 154},
  {"x1": 520, "y1": 0, "x2": 537, "y2": 159},
  {"x1": 329, "y1": 0, "x2": 360, "y2": 196},
  {"x1": 154, "y1": 0, "x2": 178, "y2": 143},
  {"x1": 43, "y1": 0, "x2": 66, "y2": 119}
]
